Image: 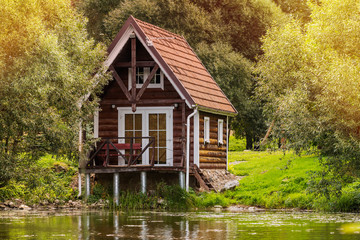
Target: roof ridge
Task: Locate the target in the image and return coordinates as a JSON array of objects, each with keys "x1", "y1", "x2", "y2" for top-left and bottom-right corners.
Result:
[{"x1": 132, "y1": 17, "x2": 185, "y2": 41}]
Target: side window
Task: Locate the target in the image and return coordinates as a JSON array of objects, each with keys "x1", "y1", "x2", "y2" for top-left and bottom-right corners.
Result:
[
  {"x1": 218, "y1": 119, "x2": 224, "y2": 144},
  {"x1": 204, "y1": 117, "x2": 210, "y2": 144},
  {"x1": 128, "y1": 67, "x2": 164, "y2": 89}
]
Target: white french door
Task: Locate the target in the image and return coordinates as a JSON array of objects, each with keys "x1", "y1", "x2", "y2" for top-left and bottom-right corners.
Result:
[{"x1": 117, "y1": 107, "x2": 173, "y2": 166}]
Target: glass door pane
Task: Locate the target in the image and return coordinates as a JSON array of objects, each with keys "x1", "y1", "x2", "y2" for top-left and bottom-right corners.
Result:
[
  {"x1": 124, "y1": 114, "x2": 142, "y2": 164},
  {"x1": 149, "y1": 113, "x2": 167, "y2": 164}
]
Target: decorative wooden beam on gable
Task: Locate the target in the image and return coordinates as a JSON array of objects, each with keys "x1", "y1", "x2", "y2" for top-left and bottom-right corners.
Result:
[
  {"x1": 108, "y1": 32, "x2": 167, "y2": 112},
  {"x1": 130, "y1": 33, "x2": 136, "y2": 112},
  {"x1": 136, "y1": 64, "x2": 159, "y2": 101},
  {"x1": 109, "y1": 65, "x2": 132, "y2": 101},
  {"x1": 115, "y1": 61, "x2": 156, "y2": 68}
]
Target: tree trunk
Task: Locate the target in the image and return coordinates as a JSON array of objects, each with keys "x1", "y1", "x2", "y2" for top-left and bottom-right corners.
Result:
[{"x1": 246, "y1": 134, "x2": 253, "y2": 150}]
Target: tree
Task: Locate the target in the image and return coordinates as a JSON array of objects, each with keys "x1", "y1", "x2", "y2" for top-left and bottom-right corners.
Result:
[
  {"x1": 256, "y1": 0, "x2": 360, "y2": 194},
  {"x1": 76, "y1": 0, "x2": 123, "y2": 43},
  {"x1": 195, "y1": 0, "x2": 287, "y2": 60},
  {"x1": 0, "y1": 0, "x2": 109, "y2": 185},
  {"x1": 103, "y1": 0, "x2": 224, "y2": 47},
  {"x1": 196, "y1": 42, "x2": 266, "y2": 149},
  {"x1": 273, "y1": 0, "x2": 315, "y2": 24}
]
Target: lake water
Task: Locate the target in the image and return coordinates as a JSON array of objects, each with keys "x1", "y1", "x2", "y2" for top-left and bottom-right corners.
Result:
[{"x1": 0, "y1": 210, "x2": 359, "y2": 239}]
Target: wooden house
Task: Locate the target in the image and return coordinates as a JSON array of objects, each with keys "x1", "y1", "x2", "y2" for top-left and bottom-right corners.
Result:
[{"x1": 83, "y1": 16, "x2": 237, "y2": 200}]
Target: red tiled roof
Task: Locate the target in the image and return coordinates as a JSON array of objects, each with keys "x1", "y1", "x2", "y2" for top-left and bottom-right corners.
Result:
[{"x1": 109, "y1": 16, "x2": 237, "y2": 114}]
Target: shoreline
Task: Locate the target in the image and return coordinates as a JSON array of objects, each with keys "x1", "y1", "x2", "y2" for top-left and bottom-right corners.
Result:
[{"x1": 0, "y1": 199, "x2": 313, "y2": 213}]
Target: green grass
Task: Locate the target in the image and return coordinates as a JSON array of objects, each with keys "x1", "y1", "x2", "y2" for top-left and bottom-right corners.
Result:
[
  {"x1": 223, "y1": 150, "x2": 321, "y2": 209},
  {"x1": 194, "y1": 136, "x2": 325, "y2": 210}
]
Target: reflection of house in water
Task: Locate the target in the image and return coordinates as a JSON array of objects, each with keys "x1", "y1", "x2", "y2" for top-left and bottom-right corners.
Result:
[
  {"x1": 77, "y1": 212, "x2": 233, "y2": 240},
  {"x1": 81, "y1": 16, "x2": 238, "y2": 200}
]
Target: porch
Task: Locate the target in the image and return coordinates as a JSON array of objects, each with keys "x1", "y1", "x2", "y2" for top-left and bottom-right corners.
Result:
[{"x1": 86, "y1": 136, "x2": 188, "y2": 169}]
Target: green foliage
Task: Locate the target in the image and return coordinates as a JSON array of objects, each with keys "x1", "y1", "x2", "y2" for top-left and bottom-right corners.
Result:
[
  {"x1": 0, "y1": 180, "x2": 26, "y2": 202},
  {"x1": 103, "y1": 0, "x2": 223, "y2": 47},
  {"x1": 226, "y1": 150, "x2": 320, "y2": 209},
  {"x1": 256, "y1": 0, "x2": 360, "y2": 195},
  {"x1": 76, "y1": 0, "x2": 123, "y2": 43},
  {"x1": 195, "y1": 192, "x2": 231, "y2": 208},
  {"x1": 195, "y1": 0, "x2": 287, "y2": 60},
  {"x1": 273, "y1": 0, "x2": 315, "y2": 23},
  {"x1": 0, "y1": 0, "x2": 110, "y2": 184},
  {"x1": 87, "y1": 183, "x2": 110, "y2": 203},
  {"x1": 82, "y1": 0, "x2": 287, "y2": 60},
  {"x1": 113, "y1": 191, "x2": 158, "y2": 210},
  {"x1": 0, "y1": 154, "x2": 77, "y2": 204},
  {"x1": 228, "y1": 136, "x2": 246, "y2": 152},
  {"x1": 196, "y1": 43, "x2": 266, "y2": 149},
  {"x1": 158, "y1": 183, "x2": 194, "y2": 210}
]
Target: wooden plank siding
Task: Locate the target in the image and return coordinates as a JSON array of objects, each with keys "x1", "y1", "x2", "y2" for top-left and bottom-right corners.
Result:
[{"x1": 198, "y1": 112, "x2": 227, "y2": 169}]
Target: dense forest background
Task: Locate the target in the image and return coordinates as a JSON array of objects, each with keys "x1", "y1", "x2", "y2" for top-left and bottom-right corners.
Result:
[{"x1": 1, "y1": 0, "x2": 360, "y2": 200}]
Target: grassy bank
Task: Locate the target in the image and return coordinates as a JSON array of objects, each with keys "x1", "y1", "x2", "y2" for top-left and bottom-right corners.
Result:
[
  {"x1": 227, "y1": 150, "x2": 319, "y2": 209},
  {"x1": 198, "y1": 144, "x2": 360, "y2": 212}
]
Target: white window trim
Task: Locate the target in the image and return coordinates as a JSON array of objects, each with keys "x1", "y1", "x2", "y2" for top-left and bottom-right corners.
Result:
[
  {"x1": 117, "y1": 107, "x2": 173, "y2": 166},
  {"x1": 128, "y1": 67, "x2": 164, "y2": 90},
  {"x1": 204, "y1": 117, "x2": 210, "y2": 144},
  {"x1": 218, "y1": 119, "x2": 224, "y2": 145}
]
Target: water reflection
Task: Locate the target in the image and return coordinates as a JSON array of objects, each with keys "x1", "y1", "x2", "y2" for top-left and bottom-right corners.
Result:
[{"x1": 0, "y1": 210, "x2": 359, "y2": 239}]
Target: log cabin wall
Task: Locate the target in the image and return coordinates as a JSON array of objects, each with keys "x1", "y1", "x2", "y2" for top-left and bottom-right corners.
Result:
[
  {"x1": 97, "y1": 38, "x2": 194, "y2": 167},
  {"x1": 98, "y1": 75, "x2": 189, "y2": 166},
  {"x1": 199, "y1": 112, "x2": 227, "y2": 169}
]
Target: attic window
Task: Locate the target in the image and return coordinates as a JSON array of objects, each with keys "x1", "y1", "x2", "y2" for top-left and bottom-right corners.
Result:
[{"x1": 128, "y1": 67, "x2": 164, "y2": 90}]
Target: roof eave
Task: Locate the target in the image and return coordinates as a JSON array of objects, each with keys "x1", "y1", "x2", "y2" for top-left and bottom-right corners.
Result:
[{"x1": 196, "y1": 105, "x2": 237, "y2": 117}]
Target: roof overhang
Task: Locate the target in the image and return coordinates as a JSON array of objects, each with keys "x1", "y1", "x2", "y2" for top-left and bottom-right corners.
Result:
[{"x1": 196, "y1": 105, "x2": 237, "y2": 117}]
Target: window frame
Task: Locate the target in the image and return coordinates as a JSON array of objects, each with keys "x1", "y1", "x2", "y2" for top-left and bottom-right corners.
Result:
[
  {"x1": 218, "y1": 119, "x2": 224, "y2": 145},
  {"x1": 128, "y1": 67, "x2": 164, "y2": 90},
  {"x1": 118, "y1": 107, "x2": 173, "y2": 166},
  {"x1": 204, "y1": 117, "x2": 210, "y2": 144}
]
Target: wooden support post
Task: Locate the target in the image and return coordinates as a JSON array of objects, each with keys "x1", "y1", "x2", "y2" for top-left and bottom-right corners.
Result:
[
  {"x1": 131, "y1": 34, "x2": 136, "y2": 112},
  {"x1": 85, "y1": 173, "x2": 90, "y2": 199},
  {"x1": 77, "y1": 172, "x2": 82, "y2": 198},
  {"x1": 179, "y1": 171, "x2": 185, "y2": 189},
  {"x1": 140, "y1": 172, "x2": 146, "y2": 194},
  {"x1": 113, "y1": 173, "x2": 119, "y2": 206}
]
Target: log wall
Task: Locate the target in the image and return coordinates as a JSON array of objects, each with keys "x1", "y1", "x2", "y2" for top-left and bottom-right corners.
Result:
[
  {"x1": 98, "y1": 66, "x2": 191, "y2": 167},
  {"x1": 199, "y1": 112, "x2": 227, "y2": 169}
]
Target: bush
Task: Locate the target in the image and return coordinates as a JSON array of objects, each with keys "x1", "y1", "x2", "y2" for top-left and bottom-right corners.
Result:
[
  {"x1": 0, "y1": 180, "x2": 26, "y2": 202},
  {"x1": 228, "y1": 136, "x2": 246, "y2": 151}
]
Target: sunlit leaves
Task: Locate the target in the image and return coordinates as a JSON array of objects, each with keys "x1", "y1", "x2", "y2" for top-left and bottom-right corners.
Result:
[
  {"x1": 256, "y1": 0, "x2": 360, "y2": 182},
  {"x1": 0, "y1": 0, "x2": 109, "y2": 184}
]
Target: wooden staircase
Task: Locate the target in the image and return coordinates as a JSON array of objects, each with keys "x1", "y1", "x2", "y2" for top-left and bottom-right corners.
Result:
[{"x1": 193, "y1": 165, "x2": 215, "y2": 192}]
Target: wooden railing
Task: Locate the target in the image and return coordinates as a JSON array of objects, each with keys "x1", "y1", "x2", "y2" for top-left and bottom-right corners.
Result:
[{"x1": 87, "y1": 137, "x2": 155, "y2": 167}]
